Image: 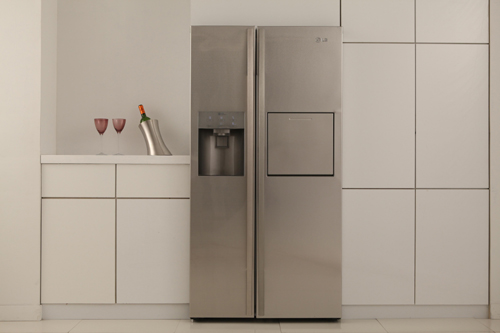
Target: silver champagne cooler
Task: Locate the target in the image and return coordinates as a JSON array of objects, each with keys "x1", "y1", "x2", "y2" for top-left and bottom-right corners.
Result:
[{"x1": 138, "y1": 119, "x2": 172, "y2": 155}]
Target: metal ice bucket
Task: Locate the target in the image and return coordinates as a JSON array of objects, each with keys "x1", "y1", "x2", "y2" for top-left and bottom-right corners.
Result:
[{"x1": 138, "y1": 119, "x2": 172, "y2": 155}]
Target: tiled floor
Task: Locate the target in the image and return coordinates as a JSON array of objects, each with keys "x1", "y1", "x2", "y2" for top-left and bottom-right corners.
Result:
[{"x1": 0, "y1": 318, "x2": 499, "y2": 333}]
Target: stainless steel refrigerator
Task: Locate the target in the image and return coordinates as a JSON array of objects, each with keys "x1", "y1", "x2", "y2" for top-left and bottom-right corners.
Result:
[{"x1": 190, "y1": 26, "x2": 342, "y2": 319}]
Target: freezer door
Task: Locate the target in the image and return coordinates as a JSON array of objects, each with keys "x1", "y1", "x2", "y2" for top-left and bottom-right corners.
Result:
[
  {"x1": 190, "y1": 26, "x2": 255, "y2": 318},
  {"x1": 257, "y1": 26, "x2": 342, "y2": 318}
]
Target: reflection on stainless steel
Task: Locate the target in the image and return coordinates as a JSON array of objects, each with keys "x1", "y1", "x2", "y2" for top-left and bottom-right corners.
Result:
[
  {"x1": 138, "y1": 119, "x2": 171, "y2": 155},
  {"x1": 191, "y1": 26, "x2": 342, "y2": 319}
]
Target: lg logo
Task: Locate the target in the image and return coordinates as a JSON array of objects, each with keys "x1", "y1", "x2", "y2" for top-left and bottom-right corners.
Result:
[{"x1": 315, "y1": 37, "x2": 328, "y2": 43}]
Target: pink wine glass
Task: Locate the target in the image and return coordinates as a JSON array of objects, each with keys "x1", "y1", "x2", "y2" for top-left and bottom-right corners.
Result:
[
  {"x1": 94, "y1": 118, "x2": 108, "y2": 155},
  {"x1": 112, "y1": 118, "x2": 126, "y2": 155}
]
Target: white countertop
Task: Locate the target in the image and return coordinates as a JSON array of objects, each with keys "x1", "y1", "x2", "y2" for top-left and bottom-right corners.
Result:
[{"x1": 41, "y1": 155, "x2": 190, "y2": 165}]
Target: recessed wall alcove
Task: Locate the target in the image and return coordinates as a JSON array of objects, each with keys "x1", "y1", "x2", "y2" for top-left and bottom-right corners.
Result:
[{"x1": 41, "y1": 0, "x2": 190, "y2": 156}]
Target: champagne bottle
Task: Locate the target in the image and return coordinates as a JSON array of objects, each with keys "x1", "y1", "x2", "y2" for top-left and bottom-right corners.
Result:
[{"x1": 138, "y1": 104, "x2": 151, "y2": 123}]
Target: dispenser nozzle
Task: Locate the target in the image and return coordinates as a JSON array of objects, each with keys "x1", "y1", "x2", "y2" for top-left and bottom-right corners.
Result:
[{"x1": 213, "y1": 129, "x2": 230, "y2": 136}]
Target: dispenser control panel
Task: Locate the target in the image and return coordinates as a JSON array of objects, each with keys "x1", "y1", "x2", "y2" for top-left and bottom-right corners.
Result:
[{"x1": 199, "y1": 112, "x2": 245, "y2": 129}]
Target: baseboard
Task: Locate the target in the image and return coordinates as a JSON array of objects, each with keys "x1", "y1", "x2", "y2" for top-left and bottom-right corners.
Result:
[
  {"x1": 342, "y1": 305, "x2": 489, "y2": 319},
  {"x1": 42, "y1": 304, "x2": 189, "y2": 320},
  {"x1": 490, "y1": 303, "x2": 500, "y2": 319},
  {"x1": 0, "y1": 306, "x2": 42, "y2": 321},
  {"x1": 42, "y1": 304, "x2": 488, "y2": 320}
]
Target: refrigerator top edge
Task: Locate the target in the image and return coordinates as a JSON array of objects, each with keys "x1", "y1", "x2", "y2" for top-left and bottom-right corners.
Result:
[{"x1": 191, "y1": 25, "x2": 342, "y2": 29}]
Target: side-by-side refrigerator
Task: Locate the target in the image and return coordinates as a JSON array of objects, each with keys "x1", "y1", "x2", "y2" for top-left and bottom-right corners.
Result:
[{"x1": 190, "y1": 26, "x2": 342, "y2": 319}]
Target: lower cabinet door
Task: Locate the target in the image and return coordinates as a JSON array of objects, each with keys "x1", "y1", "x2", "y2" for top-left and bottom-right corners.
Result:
[
  {"x1": 416, "y1": 190, "x2": 489, "y2": 304},
  {"x1": 342, "y1": 190, "x2": 415, "y2": 305},
  {"x1": 42, "y1": 199, "x2": 115, "y2": 304},
  {"x1": 117, "y1": 199, "x2": 190, "y2": 303}
]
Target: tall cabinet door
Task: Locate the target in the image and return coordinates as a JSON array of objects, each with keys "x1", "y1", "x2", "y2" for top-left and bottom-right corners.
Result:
[
  {"x1": 416, "y1": 44, "x2": 488, "y2": 188},
  {"x1": 343, "y1": 44, "x2": 415, "y2": 188},
  {"x1": 257, "y1": 27, "x2": 342, "y2": 319}
]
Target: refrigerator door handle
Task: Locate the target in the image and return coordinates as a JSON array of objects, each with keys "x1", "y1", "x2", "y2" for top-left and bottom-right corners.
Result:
[
  {"x1": 256, "y1": 27, "x2": 266, "y2": 317},
  {"x1": 246, "y1": 27, "x2": 256, "y2": 317}
]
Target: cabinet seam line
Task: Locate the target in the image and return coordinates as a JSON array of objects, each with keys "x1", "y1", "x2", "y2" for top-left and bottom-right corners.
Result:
[
  {"x1": 414, "y1": 0, "x2": 417, "y2": 305},
  {"x1": 115, "y1": 164, "x2": 117, "y2": 304}
]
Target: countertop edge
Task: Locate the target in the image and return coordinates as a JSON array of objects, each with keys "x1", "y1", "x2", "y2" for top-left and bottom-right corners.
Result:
[{"x1": 41, "y1": 155, "x2": 191, "y2": 165}]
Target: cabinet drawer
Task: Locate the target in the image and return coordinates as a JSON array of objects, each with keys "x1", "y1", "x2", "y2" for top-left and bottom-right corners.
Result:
[
  {"x1": 117, "y1": 164, "x2": 190, "y2": 198},
  {"x1": 42, "y1": 164, "x2": 115, "y2": 198}
]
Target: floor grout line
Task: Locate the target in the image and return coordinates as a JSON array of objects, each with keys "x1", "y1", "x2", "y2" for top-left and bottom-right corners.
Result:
[
  {"x1": 474, "y1": 317, "x2": 497, "y2": 331},
  {"x1": 67, "y1": 319, "x2": 82, "y2": 333},
  {"x1": 376, "y1": 318, "x2": 390, "y2": 333},
  {"x1": 173, "y1": 318, "x2": 182, "y2": 333}
]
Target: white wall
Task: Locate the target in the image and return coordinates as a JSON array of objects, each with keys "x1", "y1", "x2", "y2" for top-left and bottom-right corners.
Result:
[
  {"x1": 56, "y1": 0, "x2": 190, "y2": 155},
  {"x1": 41, "y1": 0, "x2": 57, "y2": 155},
  {"x1": 0, "y1": 0, "x2": 42, "y2": 321}
]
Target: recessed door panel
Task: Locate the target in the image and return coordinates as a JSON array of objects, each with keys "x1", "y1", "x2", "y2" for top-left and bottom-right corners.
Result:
[{"x1": 268, "y1": 113, "x2": 334, "y2": 176}]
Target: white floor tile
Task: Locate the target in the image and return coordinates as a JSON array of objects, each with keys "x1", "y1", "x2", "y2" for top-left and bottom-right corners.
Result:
[
  {"x1": 69, "y1": 320, "x2": 179, "y2": 333},
  {"x1": 0, "y1": 320, "x2": 80, "y2": 333},
  {"x1": 477, "y1": 319, "x2": 500, "y2": 331},
  {"x1": 279, "y1": 319, "x2": 386, "y2": 332},
  {"x1": 377, "y1": 318, "x2": 492, "y2": 332},
  {"x1": 175, "y1": 320, "x2": 280, "y2": 332}
]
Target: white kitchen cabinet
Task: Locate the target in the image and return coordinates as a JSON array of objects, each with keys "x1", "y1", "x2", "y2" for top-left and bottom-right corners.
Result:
[
  {"x1": 117, "y1": 199, "x2": 190, "y2": 304},
  {"x1": 416, "y1": 190, "x2": 489, "y2": 305},
  {"x1": 343, "y1": 44, "x2": 415, "y2": 188},
  {"x1": 41, "y1": 159, "x2": 191, "y2": 306},
  {"x1": 416, "y1": 45, "x2": 488, "y2": 188},
  {"x1": 342, "y1": 0, "x2": 414, "y2": 42},
  {"x1": 343, "y1": 190, "x2": 415, "y2": 305},
  {"x1": 416, "y1": 0, "x2": 489, "y2": 43},
  {"x1": 117, "y1": 164, "x2": 190, "y2": 198},
  {"x1": 42, "y1": 164, "x2": 115, "y2": 197},
  {"x1": 41, "y1": 199, "x2": 115, "y2": 304}
]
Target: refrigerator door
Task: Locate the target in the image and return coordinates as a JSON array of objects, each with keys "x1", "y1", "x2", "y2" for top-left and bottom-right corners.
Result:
[
  {"x1": 190, "y1": 26, "x2": 255, "y2": 318},
  {"x1": 256, "y1": 26, "x2": 342, "y2": 318}
]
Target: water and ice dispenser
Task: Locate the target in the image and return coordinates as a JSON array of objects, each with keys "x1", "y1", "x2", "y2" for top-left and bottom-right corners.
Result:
[{"x1": 198, "y1": 111, "x2": 245, "y2": 176}]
